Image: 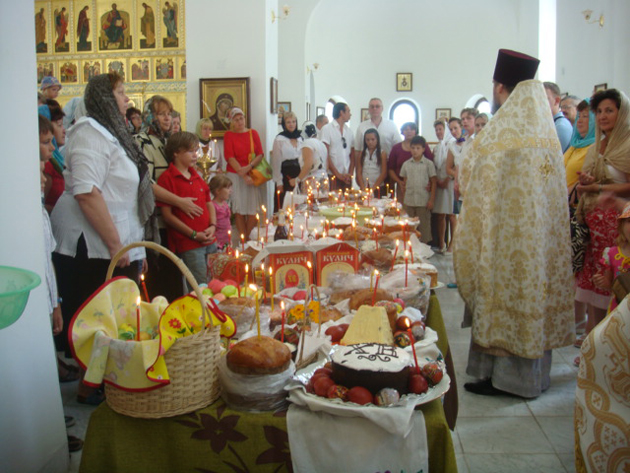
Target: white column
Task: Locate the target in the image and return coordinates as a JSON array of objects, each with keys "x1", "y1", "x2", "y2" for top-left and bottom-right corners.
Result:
[{"x1": 0, "y1": 2, "x2": 68, "y2": 472}]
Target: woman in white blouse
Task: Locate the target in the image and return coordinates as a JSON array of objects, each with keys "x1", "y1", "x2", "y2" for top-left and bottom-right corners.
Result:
[
  {"x1": 51, "y1": 74, "x2": 154, "y2": 402},
  {"x1": 272, "y1": 111, "x2": 302, "y2": 210}
]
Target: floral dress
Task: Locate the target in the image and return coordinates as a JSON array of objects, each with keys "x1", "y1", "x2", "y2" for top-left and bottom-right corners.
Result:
[
  {"x1": 600, "y1": 246, "x2": 630, "y2": 312},
  {"x1": 575, "y1": 207, "x2": 619, "y2": 309}
]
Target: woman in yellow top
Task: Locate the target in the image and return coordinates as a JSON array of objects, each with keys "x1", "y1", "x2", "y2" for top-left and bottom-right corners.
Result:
[{"x1": 564, "y1": 98, "x2": 596, "y2": 189}]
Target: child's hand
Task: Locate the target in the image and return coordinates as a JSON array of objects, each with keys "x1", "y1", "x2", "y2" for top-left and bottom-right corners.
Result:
[
  {"x1": 52, "y1": 306, "x2": 63, "y2": 336},
  {"x1": 592, "y1": 272, "x2": 612, "y2": 290}
]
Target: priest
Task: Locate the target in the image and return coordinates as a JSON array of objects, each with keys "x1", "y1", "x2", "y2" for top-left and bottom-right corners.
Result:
[{"x1": 454, "y1": 49, "x2": 574, "y2": 398}]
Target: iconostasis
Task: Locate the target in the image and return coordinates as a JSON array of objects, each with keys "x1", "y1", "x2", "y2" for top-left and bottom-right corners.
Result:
[{"x1": 35, "y1": 0, "x2": 187, "y2": 129}]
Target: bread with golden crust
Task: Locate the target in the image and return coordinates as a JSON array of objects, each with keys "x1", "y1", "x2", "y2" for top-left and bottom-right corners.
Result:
[
  {"x1": 226, "y1": 336, "x2": 291, "y2": 375},
  {"x1": 348, "y1": 288, "x2": 393, "y2": 311}
]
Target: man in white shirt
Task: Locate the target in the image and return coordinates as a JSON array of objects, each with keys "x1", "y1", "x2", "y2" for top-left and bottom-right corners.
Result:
[
  {"x1": 315, "y1": 114, "x2": 329, "y2": 140},
  {"x1": 355, "y1": 98, "x2": 402, "y2": 156},
  {"x1": 321, "y1": 102, "x2": 354, "y2": 190},
  {"x1": 544, "y1": 81, "x2": 572, "y2": 152}
]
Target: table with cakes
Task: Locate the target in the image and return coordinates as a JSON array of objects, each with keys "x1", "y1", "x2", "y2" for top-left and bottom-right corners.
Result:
[{"x1": 75, "y1": 183, "x2": 459, "y2": 473}]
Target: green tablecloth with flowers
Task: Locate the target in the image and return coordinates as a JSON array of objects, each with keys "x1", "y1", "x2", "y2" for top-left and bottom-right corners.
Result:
[{"x1": 79, "y1": 295, "x2": 458, "y2": 473}]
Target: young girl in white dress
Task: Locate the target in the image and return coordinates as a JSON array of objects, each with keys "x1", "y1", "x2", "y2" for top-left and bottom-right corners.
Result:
[{"x1": 356, "y1": 128, "x2": 388, "y2": 196}]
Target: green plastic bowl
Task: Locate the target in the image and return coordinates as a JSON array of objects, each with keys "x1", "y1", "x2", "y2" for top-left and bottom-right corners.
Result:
[{"x1": 0, "y1": 266, "x2": 41, "y2": 330}]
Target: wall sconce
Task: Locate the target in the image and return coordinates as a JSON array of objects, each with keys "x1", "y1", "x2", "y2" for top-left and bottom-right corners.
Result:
[
  {"x1": 306, "y1": 63, "x2": 319, "y2": 74},
  {"x1": 271, "y1": 5, "x2": 291, "y2": 23},
  {"x1": 582, "y1": 9, "x2": 604, "y2": 27}
]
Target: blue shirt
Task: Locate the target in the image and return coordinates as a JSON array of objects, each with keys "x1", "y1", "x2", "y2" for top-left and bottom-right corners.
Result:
[{"x1": 554, "y1": 111, "x2": 572, "y2": 153}]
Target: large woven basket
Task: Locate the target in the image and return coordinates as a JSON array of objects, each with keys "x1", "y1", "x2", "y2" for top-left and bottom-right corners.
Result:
[{"x1": 103, "y1": 241, "x2": 222, "y2": 418}]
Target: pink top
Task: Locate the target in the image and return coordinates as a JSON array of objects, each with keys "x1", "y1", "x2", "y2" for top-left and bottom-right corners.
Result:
[
  {"x1": 212, "y1": 200, "x2": 231, "y2": 247},
  {"x1": 600, "y1": 246, "x2": 630, "y2": 312}
]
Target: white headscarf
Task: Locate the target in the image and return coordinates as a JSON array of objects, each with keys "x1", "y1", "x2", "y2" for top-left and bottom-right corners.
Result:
[{"x1": 433, "y1": 119, "x2": 455, "y2": 170}]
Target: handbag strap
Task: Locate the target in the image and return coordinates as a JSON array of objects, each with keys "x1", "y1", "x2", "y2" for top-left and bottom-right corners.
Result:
[{"x1": 249, "y1": 130, "x2": 255, "y2": 163}]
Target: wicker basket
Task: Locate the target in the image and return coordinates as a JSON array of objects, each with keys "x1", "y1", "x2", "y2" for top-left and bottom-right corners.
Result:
[{"x1": 103, "y1": 241, "x2": 222, "y2": 418}]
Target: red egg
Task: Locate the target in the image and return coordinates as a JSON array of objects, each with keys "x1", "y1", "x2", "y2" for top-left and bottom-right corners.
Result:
[
  {"x1": 326, "y1": 384, "x2": 349, "y2": 400},
  {"x1": 325, "y1": 325, "x2": 345, "y2": 343},
  {"x1": 314, "y1": 376, "x2": 336, "y2": 397},
  {"x1": 293, "y1": 290, "x2": 307, "y2": 300},
  {"x1": 421, "y1": 362, "x2": 444, "y2": 385},
  {"x1": 408, "y1": 373, "x2": 429, "y2": 394},
  {"x1": 396, "y1": 316, "x2": 412, "y2": 331},
  {"x1": 347, "y1": 386, "x2": 374, "y2": 405},
  {"x1": 313, "y1": 367, "x2": 333, "y2": 378}
]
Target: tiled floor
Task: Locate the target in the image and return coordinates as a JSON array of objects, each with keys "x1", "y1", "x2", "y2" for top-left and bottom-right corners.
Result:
[
  {"x1": 432, "y1": 253, "x2": 578, "y2": 473},
  {"x1": 62, "y1": 252, "x2": 579, "y2": 473}
]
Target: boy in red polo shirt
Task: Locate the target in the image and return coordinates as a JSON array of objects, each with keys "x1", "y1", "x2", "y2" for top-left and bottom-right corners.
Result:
[{"x1": 158, "y1": 132, "x2": 217, "y2": 287}]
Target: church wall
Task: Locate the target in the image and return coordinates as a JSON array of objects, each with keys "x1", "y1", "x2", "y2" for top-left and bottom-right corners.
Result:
[
  {"x1": 300, "y1": 0, "x2": 538, "y2": 142},
  {"x1": 186, "y1": 0, "x2": 279, "y2": 158},
  {"x1": 2, "y1": 3, "x2": 69, "y2": 472},
  {"x1": 556, "y1": 0, "x2": 630, "y2": 99}
]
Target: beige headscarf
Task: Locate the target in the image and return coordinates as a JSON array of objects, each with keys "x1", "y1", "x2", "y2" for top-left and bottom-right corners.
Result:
[{"x1": 578, "y1": 90, "x2": 630, "y2": 220}]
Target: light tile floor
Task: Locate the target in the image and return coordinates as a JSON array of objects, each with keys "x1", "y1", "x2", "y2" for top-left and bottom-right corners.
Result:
[{"x1": 62, "y1": 252, "x2": 580, "y2": 473}]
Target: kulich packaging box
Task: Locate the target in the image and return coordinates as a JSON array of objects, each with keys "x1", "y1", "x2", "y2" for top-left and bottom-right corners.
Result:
[
  {"x1": 315, "y1": 241, "x2": 360, "y2": 287},
  {"x1": 267, "y1": 251, "x2": 314, "y2": 292}
]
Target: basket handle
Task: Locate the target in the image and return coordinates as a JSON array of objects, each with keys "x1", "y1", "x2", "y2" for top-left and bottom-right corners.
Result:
[{"x1": 106, "y1": 241, "x2": 214, "y2": 328}]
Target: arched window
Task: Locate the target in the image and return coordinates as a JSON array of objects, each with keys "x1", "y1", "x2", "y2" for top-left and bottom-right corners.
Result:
[
  {"x1": 475, "y1": 97, "x2": 491, "y2": 115},
  {"x1": 325, "y1": 95, "x2": 349, "y2": 124},
  {"x1": 389, "y1": 99, "x2": 420, "y2": 135},
  {"x1": 466, "y1": 94, "x2": 492, "y2": 115}
]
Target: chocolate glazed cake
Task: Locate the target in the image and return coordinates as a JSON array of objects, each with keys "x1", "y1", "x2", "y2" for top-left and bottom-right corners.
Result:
[{"x1": 330, "y1": 343, "x2": 412, "y2": 395}]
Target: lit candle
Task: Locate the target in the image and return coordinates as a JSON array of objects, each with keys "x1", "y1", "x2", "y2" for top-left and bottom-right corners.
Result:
[
  {"x1": 386, "y1": 183, "x2": 390, "y2": 197},
  {"x1": 269, "y1": 266, "x2": 274, "y2": 311},
  {"x1": 228, "y1": 230, "x2": 232, "y2": 254},
  {"x1": 241, "y1": 233, "x2": 245, "y2": 252},
  {"x1": 307, "y1": 261, "x2": 313, "y2": 288},
  {"x1": 404, "y1": 250, "x2": 409, "y2": 287},
  {"x1": 371, "y1": 270, "x2": 380, "y2": 306},
  {"x1": 256, "y1": 213, "x2": 260, "y2": 241},
  {"x1": 406, "y1": 320, "x2": 420, "y2": 374},
  {"x1": 244, "y1": 263, "x2": 249, "y2": 292},
  {"x1": 377, "y1": 186, "x2": 381, "y2": 199},
  {"x1": 261, "y1": 263, "x2": 266, "y2": 301},
  {"x1": 381, "y1": 215, "x2": 385, "y2": 234},
  {"x1": 352, "y1": 220, "x2": 358, "y2": 248},
  {"x1": 277, "y1": 189, "x2": 281, "y2": 210},
  {"x1": 391, "y1": 239, "x2": 400, "y2": 272},
  {"x1": 280, "y1": 301, "x2": 286, "y2": 342},
  {"x1": 140, "y1": 273, "x2": 150, "y2": 302},
  {"x1": 249, "y1": 284, "x2": 261, "y2": 340},
  {"x1": 136, "y1": 296, "x2": 141, "y2": 341}
]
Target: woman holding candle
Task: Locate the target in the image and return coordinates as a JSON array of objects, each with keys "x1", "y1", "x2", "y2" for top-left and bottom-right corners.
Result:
[{"x1": 224, "y1": 108, "x2": 268, "y2": 241}]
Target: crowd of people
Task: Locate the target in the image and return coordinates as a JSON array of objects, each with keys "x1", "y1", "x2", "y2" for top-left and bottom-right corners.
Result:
[{"x1": 36, "y1": 46, "x2": 629, "y2": 466}]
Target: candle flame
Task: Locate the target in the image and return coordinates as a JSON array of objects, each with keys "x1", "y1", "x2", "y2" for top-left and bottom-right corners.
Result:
[
  {"x1": 307, "y1": 261, "x2": 312, "y2": 269},
  {"x1": 374, "y1": 269, "x2": 379, "y2": 276},
  {"x1": 235, "y1": 249, "x2": 240, "y2": 258},
  {"x1": 245, "y1": 263, "x2": 249, "y2": 272},
  {"x1": 269, "y1": 266, "x2": 273, "y2": 276},
  {"x1": 136, "y1": 296, "x2": 141, "y2": 305},
  {"x1": 141, "y1": 273, "x2": 145, "y2": 282},
  {"x1": 261, "y1": 263, "x2": 265, "y2": 271},
  {"x1": 240, "y1": 233, "x2": 245, "y2": 240},
  {"x1": 248, "y1": 283, "x2": 258, "y2": 291},
  {"x1": 396, "y1": 239, "x2": 400, "y2": 247},
  {"x1": 281, "y1": 300, "x2": 285, "y2": 310}
]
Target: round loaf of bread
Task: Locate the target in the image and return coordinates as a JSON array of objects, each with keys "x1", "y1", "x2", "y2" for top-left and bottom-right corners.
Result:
[{"x1": 226, "y1": 336, "x2": 291, "y2": 375}]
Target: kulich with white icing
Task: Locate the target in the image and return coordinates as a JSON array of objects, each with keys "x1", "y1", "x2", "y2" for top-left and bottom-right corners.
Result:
[{"x1": 331, "y1": 343, "x2": 411, "y2": 372}]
